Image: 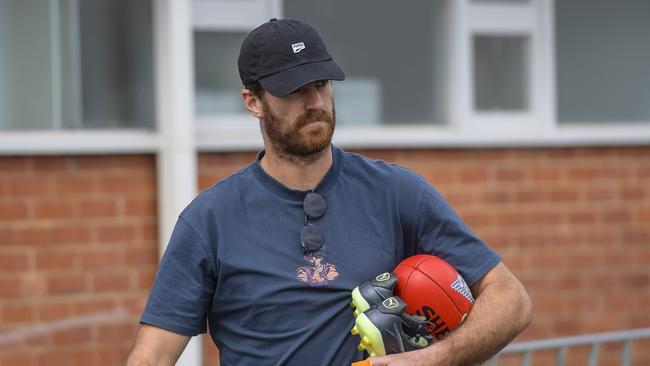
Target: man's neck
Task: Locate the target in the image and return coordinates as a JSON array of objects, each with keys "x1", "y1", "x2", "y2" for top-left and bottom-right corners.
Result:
[{"x1": 260, "y1": 145, "x2": 333, "y2": 191}]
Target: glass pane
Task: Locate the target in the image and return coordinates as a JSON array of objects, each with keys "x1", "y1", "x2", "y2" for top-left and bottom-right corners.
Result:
[
  {"x1": 79, "y1": 0, "x2": 155, "y2": 129},
  {"x1": 195, "y1": 32, "x2": 249, "y2": 116},
  {"x1": 556, "y1": 0, "x2": 650, "y2": 123},
  {"x1": 284, "y1": 0, "x2": 447, "y2": 125},
  {"x1": 0, "y1": 1, "x2": 55, "y2": 130},
  {"x1": 473, "y1": 35, "x2": 529, "y2": 111}
]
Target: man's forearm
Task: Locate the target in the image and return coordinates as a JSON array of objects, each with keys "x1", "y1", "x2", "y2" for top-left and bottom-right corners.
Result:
[{"x1": 423, "y1": 263, "x2": 532, "y2": 365}]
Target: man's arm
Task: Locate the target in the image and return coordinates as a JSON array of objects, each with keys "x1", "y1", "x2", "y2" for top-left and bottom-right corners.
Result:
[
  {"x1": 127, "y1": 324, "x2": 191, "y2": 366},
  {"x1": 370, "y1": 261, "x2": 532, "y2": 366}
]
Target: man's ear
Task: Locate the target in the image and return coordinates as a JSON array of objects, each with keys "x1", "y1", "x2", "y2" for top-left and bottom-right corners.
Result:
[{"x1": 241, "y1": 88, "x2": 264, "y2": 118}]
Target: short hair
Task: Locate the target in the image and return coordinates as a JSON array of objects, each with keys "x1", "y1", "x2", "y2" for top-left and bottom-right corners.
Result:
[{"x1": 244, "y1": 81, "x2": 265, "y2": 99}]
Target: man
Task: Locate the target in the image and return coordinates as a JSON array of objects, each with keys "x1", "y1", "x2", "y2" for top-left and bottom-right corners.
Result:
[{"x1": 127, "y1": 18, "x2": 531, "y2": 365}]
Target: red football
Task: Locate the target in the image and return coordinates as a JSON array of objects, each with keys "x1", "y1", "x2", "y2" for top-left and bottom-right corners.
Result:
[{"x1": 394, "y1": 254, "x2": 474, "y2": 340}]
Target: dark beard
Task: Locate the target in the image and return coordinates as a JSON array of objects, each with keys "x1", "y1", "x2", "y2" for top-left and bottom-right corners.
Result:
[{"x1": 261, "y1": 100, "x2": 336, "y2": 162}]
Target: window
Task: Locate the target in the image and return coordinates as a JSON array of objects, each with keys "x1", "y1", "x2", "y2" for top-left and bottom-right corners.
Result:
[
  {"x1": 0, "y1": 0, "x2": 154, "y2": 131},
  {"x1": 555, "y1": 0, "x2": 650, "y2": 124}
]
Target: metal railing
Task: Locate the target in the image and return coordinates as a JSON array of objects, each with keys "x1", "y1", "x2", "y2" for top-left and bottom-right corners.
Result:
[{"x1": 490, "y1": 328, "x2": 650, "y2": 366}]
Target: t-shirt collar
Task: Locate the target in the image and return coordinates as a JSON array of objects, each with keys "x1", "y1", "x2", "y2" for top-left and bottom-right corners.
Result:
[{"x1": 252, "y1": 145, "x2": 342, "y2": 202}]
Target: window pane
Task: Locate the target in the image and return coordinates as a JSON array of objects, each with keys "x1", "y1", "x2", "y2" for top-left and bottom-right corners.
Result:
[
  {"x1": 195, "y1": 32, "x2": 249, "y2": 116},
  {"x1": 284, "y1": 0, "x2": 447, "y2": 125},
  {"x1": 79, "y1": 0, "x2": 155, "y2": 129},
  {"x1": 473, "y1": 35, "x2": 529, "y2": 111},
  {"x1": 0, "y1": 0, "x2": 154, "y2": 131},
  {"x1": 556, "y1": 0, "x2": 650, "y2": 123},
  {"x1": 0, "y1": 1, "x2": 55, "y2": 130}
]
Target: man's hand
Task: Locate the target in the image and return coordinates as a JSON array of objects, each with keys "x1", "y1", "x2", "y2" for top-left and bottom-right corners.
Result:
[{"x1": 369, "y1": 348, "x2": 429, "y2": 366}]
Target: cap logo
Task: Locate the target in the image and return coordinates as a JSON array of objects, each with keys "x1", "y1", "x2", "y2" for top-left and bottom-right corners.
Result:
[{"x1": 292, "y1": 42, "x2": 306, "y2": 53}]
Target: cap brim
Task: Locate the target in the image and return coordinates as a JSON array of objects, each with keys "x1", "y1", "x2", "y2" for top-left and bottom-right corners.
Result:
[{"x1": 259, "y1": 59, "x2": 345, "y2": 97}]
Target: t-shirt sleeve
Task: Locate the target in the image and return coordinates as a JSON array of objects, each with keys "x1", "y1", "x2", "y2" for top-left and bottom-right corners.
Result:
[
  {"x1": 411, "y1": 177, "x2": 501, "y2": 286},
  {"x1": 140, "y1": 215, "x2": 217, "y2": 336}
]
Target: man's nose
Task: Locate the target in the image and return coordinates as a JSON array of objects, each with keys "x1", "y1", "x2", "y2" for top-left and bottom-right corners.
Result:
[{"x1": 303, "y1": 84, "x2": 325, "y2": 109}]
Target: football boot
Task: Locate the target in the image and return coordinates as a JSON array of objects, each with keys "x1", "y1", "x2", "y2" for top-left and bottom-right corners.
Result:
[
  {"x1": 350, "y1": 296, "x2": 434, "y2": 356},
  {"x1": 350, "y1": 272, "x2": 398, "y2": 318}
]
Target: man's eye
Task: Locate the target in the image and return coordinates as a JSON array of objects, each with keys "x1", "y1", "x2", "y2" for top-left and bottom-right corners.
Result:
[{"x1": 315, "y1": 80, "x2": 328, "y2": 87}]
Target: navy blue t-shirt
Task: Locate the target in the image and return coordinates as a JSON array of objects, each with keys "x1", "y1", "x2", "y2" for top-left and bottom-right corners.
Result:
[{"x1": 141, "y1": 146, "x2": 500, "y2": 365}]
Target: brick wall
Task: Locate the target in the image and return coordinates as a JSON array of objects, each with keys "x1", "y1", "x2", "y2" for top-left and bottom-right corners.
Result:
[
  {"x1": 1, "y1": 146, "x2": 648, "y2": 365},
  {"x1": 0, "y1": 155, "x2": 158, "y2": 366}
]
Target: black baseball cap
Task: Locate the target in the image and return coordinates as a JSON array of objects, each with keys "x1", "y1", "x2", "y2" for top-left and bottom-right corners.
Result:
[{"x1": 238, "y1": 18, "x2": 345, "y2": 97}]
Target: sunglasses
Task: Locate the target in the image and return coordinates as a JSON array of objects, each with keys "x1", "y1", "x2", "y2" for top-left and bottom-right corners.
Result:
[{"x1": 300, "y1": 192, "x2": 326, "y2": 253}]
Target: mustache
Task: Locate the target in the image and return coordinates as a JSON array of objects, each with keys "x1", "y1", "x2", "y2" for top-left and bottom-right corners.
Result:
[{"x1": 294, "y1": 108, "x2": 334, "y2": 129}]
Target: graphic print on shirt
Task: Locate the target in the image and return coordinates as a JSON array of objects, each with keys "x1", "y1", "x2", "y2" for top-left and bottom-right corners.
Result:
[{"x1": 296, "y1": 252, "x2": 340, "y2": 287}]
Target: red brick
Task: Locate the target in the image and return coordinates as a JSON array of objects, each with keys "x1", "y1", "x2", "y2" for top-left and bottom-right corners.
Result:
[
  {"x1": 2, "y1": 303, "x2": 34, "y2": 324},
  {"x1": 483, "y1": 190, "x2": 511, "y2": 204},
  {"x1": 75, "y1": 299, "x2": 115, "y2": 315},
  {"x1": 99, "y1": 176, "x2": 155, "y2": 195},
  {"x1": 55, "y1": 177, "x2": 98, "y2": 196},
  {"x1": 0, "y1": 157, "x2": 29, "y2": 174},
  {"x1": 0, "y1": 253, "x2": 30, "y2": 271},
  {"x1": 496, "y1": 168, "x2": 526, "y2": 181},
  {"x1": 21, "y1": 273, "x2": 49, "y2": 297},
  {"x1": 117, "y1": 154, "x2": 155, "y2": 169},
  {"x1": 36, "y1": 251, "x2": 77, "y2": 271},
  {"x1": 48, "y1": 274, "x2": 86, "y2": 295},
  {"x1": 75, "y1": 155, "x2": 118, "y2": 170},
  {"x1": 531, "y1": 167, "x2": 561, "y2": 181},
  {"x1": 514, "y1": 189, "x2": 543, "y2": 203},
  {"x1": 620, "y1": 187, "x2": 645, "y2": 200},
  {"x1": 36, "y1": 302, "x2": 73, "y2": 322},
  {"x1": 0, "y1": 202, "x2": 29, "y2": 221},
  {"x1": 602, "y1": 209, "x2": 630, "y2": 223},
  {"x1": 31, "y1": 156, "x2": 70, "y2": 173},
  {"x1": 52, "y1": 326, "x2": 92, "y2": 345},
  {"x1": 530, "y1": 211, "x2": 562, "y2": 225},
  {"x1": 568, "y1": 211, "x2": 597, "y2": 224},
  {"x1": 125, "y1": 197, "x2": 157, "y2": 217},
  {"x1": 79, "y1": 199, "x2": 119, "y2": 218},
  {"x1": 92, "y1": 272, "x2": 130, "y2": 293},
  {"x1": 548, "y1": 188, "x2": 579, "y2": 202},
  {"x1": 459, "y1": 168, "x2": 488, "y2": 183},
  {"x1": 136, "y1": 270, "x2": 156, "y2": 290},
  {"x1": 0, "y1": 278, "x2": 22, "y2": 298},
  {"x1": 9, "y1": 226, "x2": 50, "y2": 246},
  {"x1": 33, "y1": 201, "x2": 77, "y2": 220},
  {"x1": 585, "y1": 187, "x2": 614, "y2": 201},
  {"x1": 96, "y1": 224, "x2": 136, "y2": 243},
  {"x1": 636, "y1": 207, "x2": 650, "y2": 222},
  {"x1": 124, "y1": 247, "x2": 158, "y2": 266},
  {"x1": 497, "y1": 212, "x2": 529, "y2": 226},
  {"x1": 51, "y1": 225, "x2": 91, "y2": 245},
  {"x1": 140, "y1": 222, "x2": 158, "y2": 241},
  {"x1": 81, "y1": 250, "x2": 124, "y2": 269},
  {"x1": 0, "y1": 353, "x2": 35, "y2": 366},
  {"x1": 97, "y1": 322, "x2": 137, "y2": 342},
  {"x1": 8, "y1": 178, "x2": 55, "y2": 197}
]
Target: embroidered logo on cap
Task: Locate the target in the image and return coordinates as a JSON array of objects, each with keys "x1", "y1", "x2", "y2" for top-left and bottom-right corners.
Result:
[{"x1": 292, "y1": 42, "x2": 306, "y2": 53}]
